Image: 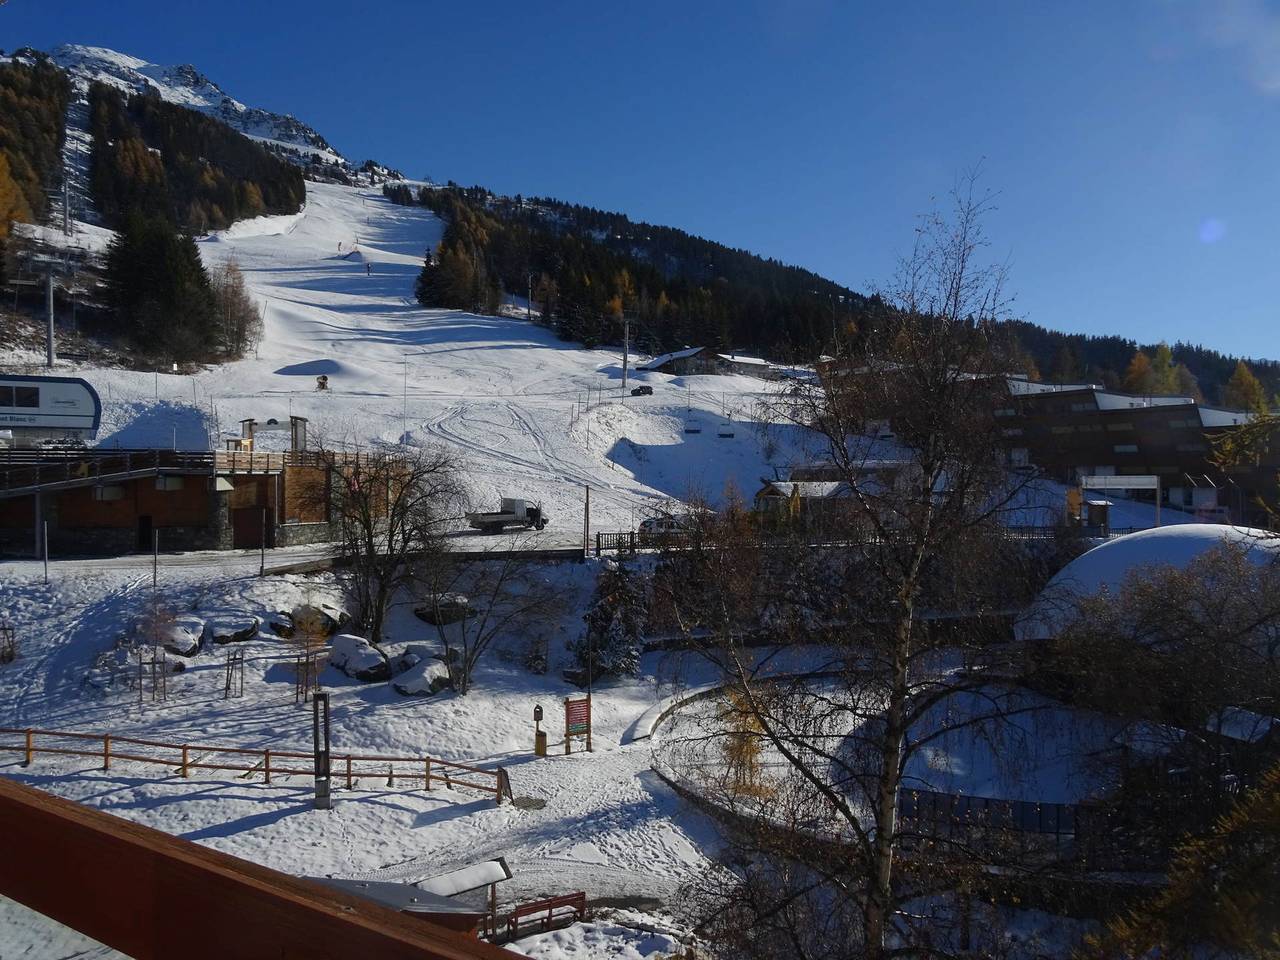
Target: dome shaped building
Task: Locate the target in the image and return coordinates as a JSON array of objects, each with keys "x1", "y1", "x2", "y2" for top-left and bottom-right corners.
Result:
[{"x1": 1018, "y1": 524, "x2": 1280, "y2": 642}]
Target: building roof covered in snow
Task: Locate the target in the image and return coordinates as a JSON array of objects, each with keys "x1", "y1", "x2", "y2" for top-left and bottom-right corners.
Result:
[
  {"x1": 638, "y1": 346, "x2": 707, "y2": 371},
  {"x1": 1017, "y1": 524, "x2": 1280, "y2": 640},
  {"x1": 757, "y1": 480, "x2": 852, "y2": 499}
]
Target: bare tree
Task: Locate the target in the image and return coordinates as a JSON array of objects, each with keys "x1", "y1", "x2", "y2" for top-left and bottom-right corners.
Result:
[
  {"x1": 307, "y1": 439, "x2": 462, "y2": 644},
  {"x1": 412, "y1": 536, "x2": 563, "y2": 694},
  {"x1": 210, "y1": 259, "x2": 264, "y2": 359},
  {"x1": 662, "y1": 174, "x2": 1049, "y2": 958}
]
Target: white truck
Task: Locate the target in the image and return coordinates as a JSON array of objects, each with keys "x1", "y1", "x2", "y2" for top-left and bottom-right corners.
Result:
[{"x1": 465, "y1": 498, "x2": 549, "y2": 534}]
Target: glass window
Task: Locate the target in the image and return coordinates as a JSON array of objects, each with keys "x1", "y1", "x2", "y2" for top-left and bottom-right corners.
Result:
[
  {"x1": 14, "y1": 387, "x2": 38, "y2": 408},
  {"x1": 1114, "y1": 444, "x2": 1139, "y2": 454},
  {"x1": 0, "y1": 386, "x2": 12, "y2": 407}
]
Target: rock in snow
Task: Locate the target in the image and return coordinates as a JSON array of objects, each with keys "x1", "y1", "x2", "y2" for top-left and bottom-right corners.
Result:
[
  {"x1": 391, "y1": 658, "x2": 451, "y2": 696},
  {"x1": 203, "y1": 615, "x2": 260, "y2": 645},
  {"x1": 328, "y1": 634, "x2": 390, "y2": 682},
  {"x1": 132, "y1": 615, "x2": 204, "y2": 656}
]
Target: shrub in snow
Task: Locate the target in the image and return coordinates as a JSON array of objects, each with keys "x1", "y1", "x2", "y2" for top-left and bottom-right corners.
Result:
[
  {"x1": 203, "y1": 615, "x2": 260, "y2": 645},
  {"x1": 391, "y1": 658, "x2": 451, "y2": 696},
  {"x1": 328, "y1": 634, "x2": 390, "y2": 682},
  {"x1": 574, "y1": 560, "x2": 646, "y2": 679}
]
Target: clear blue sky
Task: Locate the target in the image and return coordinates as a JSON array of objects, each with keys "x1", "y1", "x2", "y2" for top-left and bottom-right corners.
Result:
[{"x1": 5, "y1": 0, "x2": 1279, "y2": 357}]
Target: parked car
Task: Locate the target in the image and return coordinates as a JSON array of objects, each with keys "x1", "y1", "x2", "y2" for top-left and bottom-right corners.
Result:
[{"x1": 630, "y1": 385, "x2": 654, "y2": 396}]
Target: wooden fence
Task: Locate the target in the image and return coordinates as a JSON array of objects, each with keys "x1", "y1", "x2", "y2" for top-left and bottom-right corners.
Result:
[{"x1": 0, "y1": 727, "x2": 513, "y2": 805}]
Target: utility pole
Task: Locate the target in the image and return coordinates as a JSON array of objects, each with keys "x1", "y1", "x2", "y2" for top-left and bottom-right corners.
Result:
[
  {"x1": 583, "y1": 485, "x2": 591, "y2": 560},
  {"x1": 527, "y1": 272, "x2": 533, "y2": 324},
  {"x1": 45, "y1": 271, "x2": 55, "y2": 367}
]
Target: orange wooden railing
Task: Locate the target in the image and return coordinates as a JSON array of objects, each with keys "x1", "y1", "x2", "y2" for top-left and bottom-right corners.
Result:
[{"x1": 0, "y1": 727, "x2": 512, "y2": 805}]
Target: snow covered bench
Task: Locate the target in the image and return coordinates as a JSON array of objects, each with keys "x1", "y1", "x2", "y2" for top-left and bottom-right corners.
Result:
[{"x1": 506, "y1": 891, "x2": 587, "y2": 940}]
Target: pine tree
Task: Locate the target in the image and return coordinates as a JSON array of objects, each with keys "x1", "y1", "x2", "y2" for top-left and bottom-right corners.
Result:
[
  {"x1": 1122, "y1": 349, "x2": 1155, "y2": 394},
  {"x1": 1083, "y1": 763, "x2": 1280, "y2": 959},
  {"x1": 1223, "y1": 360, "x2": 1269, "y2": 413},
  {"x1": 105, "y1": 213, "x2": 219, "y2": 361},
  {"x1": 1049, "y1": 344, "x2": 1078, "y2": 384},
  {"x1": 576, "y1": 560, "x2": 646, "y2": 679}
]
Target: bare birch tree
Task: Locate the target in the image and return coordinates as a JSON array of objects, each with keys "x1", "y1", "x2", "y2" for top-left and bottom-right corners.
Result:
[{"x1": 663, "y1": 173, "x2": 1049, "y2": 958}]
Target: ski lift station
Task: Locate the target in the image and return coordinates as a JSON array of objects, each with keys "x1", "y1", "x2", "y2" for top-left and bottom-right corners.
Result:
[{"x1": 0, "y1": 375, "x2": 101, "y2": 448}]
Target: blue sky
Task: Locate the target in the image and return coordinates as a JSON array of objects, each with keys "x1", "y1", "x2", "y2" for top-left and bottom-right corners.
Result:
[{"x1": 6, "y1": 0, "x2": 1279, "y2": 357}]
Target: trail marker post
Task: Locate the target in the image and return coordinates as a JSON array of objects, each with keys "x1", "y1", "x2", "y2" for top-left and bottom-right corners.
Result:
[
  {"x1": 533, "y1": 704, "x2": 546, "y2": 757},
  {"x1": 564, "y1": 696, "x2": 592, "y2": 754},
  {"x1": 313, "y1": 691, "x2": 332, "y2": 809}
]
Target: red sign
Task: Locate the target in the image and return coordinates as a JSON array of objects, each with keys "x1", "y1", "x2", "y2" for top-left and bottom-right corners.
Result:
[{"x1": 565, "y1": 698, "x2": 590, "y2": 735}]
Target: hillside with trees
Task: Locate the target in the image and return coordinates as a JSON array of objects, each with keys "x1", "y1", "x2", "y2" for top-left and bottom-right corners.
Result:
[
  {"x1": 395, "y1": 182, "x2": 870, "y2": 359},
  {"x1": 394, "y1": 182, "x2": 1277, "y2": 406},
  {"x1": 0, "y1": 55, "x2": 71, "y2": 267},
  {"x1": 88, "y1": 81, "x2": 304, "y2": 233}
]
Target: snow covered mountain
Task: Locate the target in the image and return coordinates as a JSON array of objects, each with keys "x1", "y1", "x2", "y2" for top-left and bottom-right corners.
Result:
[{"x1": 43, "y1": 43, "x2": 347, "y2": 167}]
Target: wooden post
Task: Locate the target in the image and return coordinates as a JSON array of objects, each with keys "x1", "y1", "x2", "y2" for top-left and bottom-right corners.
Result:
[
  {"x1": 103, "y1": 734, "x2": 111, "y2": 771},
  {"x1": 23, "y1": 729, "x2": 32, "y2": 767},
  {"x1": 424, "y1": 757, "x2": 431, "y2": 792},
  {"x1": 180, "y1": 745, "x2": 189, "y2": 779},
  {"x1": 345, "y1": 755, "x2": 352, "y2": 790},
  {"x1": 564, "y1": 700, "x2": 570, "y2": 755},
  {"x1": 264, "y1": 749, "x2": 272, "y2": 785},
  {"x1": 586, "y1": 694, "x2": 593, "y2": 753},
  {"x1": 387, "y1": 765, "x2": 394, "y2": 788}
]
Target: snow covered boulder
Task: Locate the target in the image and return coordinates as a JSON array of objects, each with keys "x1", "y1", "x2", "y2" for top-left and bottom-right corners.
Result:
[
  {"x1": 328, "y1": 634, "x2": 390, "y2": 682},
  {"x1": 267, "y1": 612, "x2": 295, "y2": 639},
  {"x1": 391, "y1": 658, "x2": 451, "y2": 696},
  {"x1": 289, "y1": 603, "x2": 352, "y2": 639},
  {"x1": 132, "y1": 615, "x2": 204, "y2": 656},
  {"x1": 204, "y1": 615, "x2": 261, "y2": 645}
]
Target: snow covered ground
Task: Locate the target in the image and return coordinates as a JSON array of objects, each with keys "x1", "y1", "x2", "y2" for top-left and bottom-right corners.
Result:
[{"x1": 0, "y1": 552, "x2": 723, "y2": 917}]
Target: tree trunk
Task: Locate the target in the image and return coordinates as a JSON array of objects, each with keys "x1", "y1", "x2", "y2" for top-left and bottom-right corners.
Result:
[{"x1": 866, "y1": 611, "x2": 911, "y2": 957}]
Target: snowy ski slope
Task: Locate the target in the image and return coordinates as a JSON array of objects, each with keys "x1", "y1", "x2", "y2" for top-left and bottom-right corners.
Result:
[{"x1": 71, "y1": 181, "x2": 811, "y2": 536}]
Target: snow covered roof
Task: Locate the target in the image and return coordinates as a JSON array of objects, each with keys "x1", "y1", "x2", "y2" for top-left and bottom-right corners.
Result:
[
  {"x1": 638, "y1": 346, "x2": 706, "y2": 371},
  {"x1": 717, "y1": 353, "x2": 769, "y2": 366},
  {"x1": 1206, "y1": 707, "x2": 1277, "y2": 744},
  {"x1": 1093, "y1": 391, "x2": 1197, "y2": 410},
  {"x1": 1199, "y1": 406, "x2": 1254, "y2": 428},
  {"x1": 1112, "y1": 721, "x2": 1184, "y2": 758},
  {"x1": 1018, "y1": 524, "x2": 1280, "y2": 640},
  {"x1": 759, "y1": 481, "x2": 851, "y2": 499},
  {"x1": 417, "y1": 859, "x2": 512, "y2": 897}
]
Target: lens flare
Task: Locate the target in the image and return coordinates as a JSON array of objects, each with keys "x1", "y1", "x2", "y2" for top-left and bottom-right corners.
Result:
[{"x1": 1198, "y1": 218, "x2": 1227, "y2": 244}]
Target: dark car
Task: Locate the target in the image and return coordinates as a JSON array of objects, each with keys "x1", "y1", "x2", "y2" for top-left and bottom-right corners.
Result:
[{"x1": 630, "y1": 385, "x2": 654, "y2": 396}]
